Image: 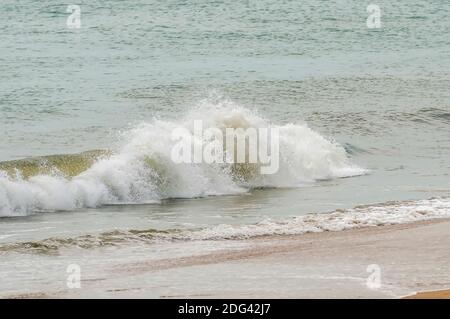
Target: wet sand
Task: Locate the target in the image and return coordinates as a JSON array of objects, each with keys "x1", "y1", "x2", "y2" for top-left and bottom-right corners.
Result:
[
  {"x1": 6, "y1": 218, "x2": 450, "y2": 299},
  {"x1": 404, "y1": 289, "x2": 450, "y2": 299}
]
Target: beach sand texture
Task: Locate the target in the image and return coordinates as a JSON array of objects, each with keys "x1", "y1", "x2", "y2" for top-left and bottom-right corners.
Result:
[{"x1": 5, "y1": 218, "x2": 450, "y2": 299}]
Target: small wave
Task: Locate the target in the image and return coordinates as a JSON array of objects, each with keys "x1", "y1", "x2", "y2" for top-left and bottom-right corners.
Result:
[
  {"x1": 2, "y1": 197, "x2": 449, "y2": 254},
  {"x1": 195, "y1": 197, "x2": 450, "y2": 240},
  {"x1": 0, "y1": 99, "x2": 366, "y2": 216},
  {"x1": 418, "y1": 108, "x2": 450, "y2": 124}
]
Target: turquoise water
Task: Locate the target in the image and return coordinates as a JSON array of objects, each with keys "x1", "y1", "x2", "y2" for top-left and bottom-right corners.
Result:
[{"x1": 0, "y1": 1, "x2": 449, "y2": 242}]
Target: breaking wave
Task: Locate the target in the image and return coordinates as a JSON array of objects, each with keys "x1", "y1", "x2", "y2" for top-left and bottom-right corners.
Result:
[{"x1": 0, "y1": 100, "x2": 365, "y2": 216}]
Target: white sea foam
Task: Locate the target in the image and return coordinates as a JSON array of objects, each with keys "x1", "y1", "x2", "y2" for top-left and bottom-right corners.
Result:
[
  {"x1": 7, "y1": 198, "x2": 448, "y2": 251},
  {"x1": 0, "y1": 100, "x2": 366, "y2": 216},
  {"x1": 183, "y1": 197, "x2": 450, "y2": 240}
]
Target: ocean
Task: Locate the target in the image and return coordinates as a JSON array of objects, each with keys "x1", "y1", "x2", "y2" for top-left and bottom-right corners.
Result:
[{"x1": 0, "y1": 0, "x2": 449, "y2": 297}]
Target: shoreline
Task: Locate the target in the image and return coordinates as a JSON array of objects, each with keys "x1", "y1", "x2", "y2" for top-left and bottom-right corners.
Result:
[
  {"x1": 4, "y1": 218, "x2": 450, "y2": 298},
  {"x1": 403, "y1": 289, "x2": 450, "y2": 299}
]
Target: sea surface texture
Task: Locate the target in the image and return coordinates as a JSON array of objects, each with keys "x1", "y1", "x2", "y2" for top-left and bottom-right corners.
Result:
[{"x1": 0, "y1": 1, "x2": 449, "y2": 294}]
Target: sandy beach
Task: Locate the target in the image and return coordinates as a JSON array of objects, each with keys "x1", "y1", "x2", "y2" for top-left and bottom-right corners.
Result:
[
  {"x1": 404, "y1": 290, "x2": 450, "y2": 299},
  {"x1": 5, "y1": 218, "x2": 449, "y2": 299}
]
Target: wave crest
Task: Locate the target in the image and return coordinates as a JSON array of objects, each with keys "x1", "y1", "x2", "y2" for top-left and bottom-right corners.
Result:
[{"x1": 0, "y1": 100, "x2": 365, "y2": 216}]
